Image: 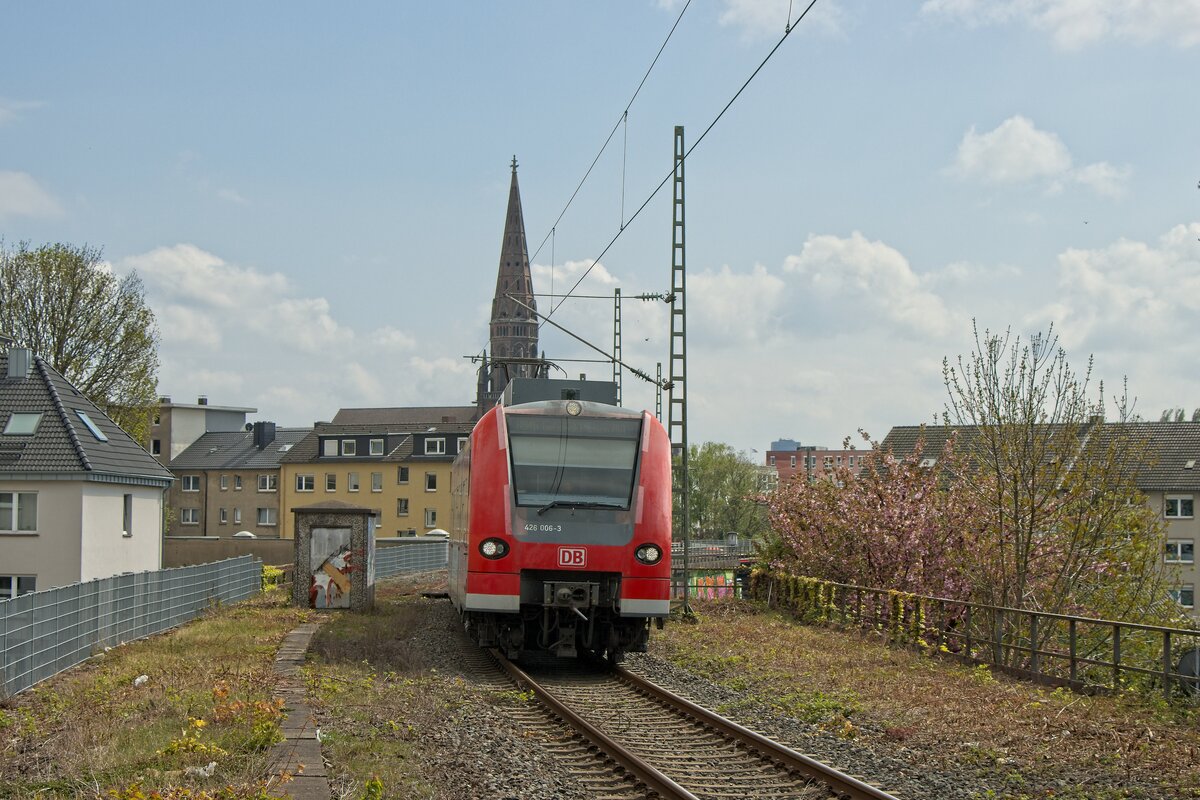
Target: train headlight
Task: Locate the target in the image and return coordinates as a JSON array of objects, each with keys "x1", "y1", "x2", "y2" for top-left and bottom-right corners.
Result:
[
  {"x1": 480, "y1": 538, "x2": 509, "y2": 559},
  {"x1": 565, "y1": 400, "x2": 582, "y2": 416},
  {"x1": 635, "y1": 544, "x2": 662, "y2": 565}
]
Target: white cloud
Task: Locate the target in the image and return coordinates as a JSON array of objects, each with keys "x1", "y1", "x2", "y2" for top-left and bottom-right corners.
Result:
[
  {"x1": 690, "y1": 264, "x2": 787, "y2": 345},
  {"x1": 718, "y1": 0, "x2": 847, "y2": 39},
  {"x1": 0, "y1": 99, "x2": 42, "y2": 127},
  {"x1": 1031, "y1": 222, "x2": 1200, "y2": 349},
  {"x1": 922, "y1": 0, "x2": 1200, "y2": 50},
  {"x1": 217, "y1": 188, "x2": 249, "y2": 205},
  {"x1": 948, "y1": 115, "x2": 1130, "y2": 197},
  {"x1": 0, "y1": 171, "x2": 62, "y2": 218},
  {"x1": 783, "y1": 231, "x2": 960, "y2": 338},
  {"x1": 120, "y1": 243, "x2": 449, "y2": 428}
]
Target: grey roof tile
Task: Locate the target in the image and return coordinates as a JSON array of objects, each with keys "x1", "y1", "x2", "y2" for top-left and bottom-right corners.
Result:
[
  {"x1": 169, "y1": 427, "x2": 312, "y2": 470},
  {"x1": 0, "y1": 350, "x2": 173, "y2": 484}
]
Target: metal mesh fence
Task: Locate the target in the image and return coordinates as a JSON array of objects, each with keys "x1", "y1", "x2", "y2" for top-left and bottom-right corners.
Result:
[
  {"x1": 375, "y1": 539, "x2": 448, "y2": 578},
  {"x1": 0, "y1": 556, "x2": 263, "y2": 698}
]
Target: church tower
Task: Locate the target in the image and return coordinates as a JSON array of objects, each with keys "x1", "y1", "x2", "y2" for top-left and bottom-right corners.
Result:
[{"x1": 476, "y1": 157, "x2": 542, "y2": 410}]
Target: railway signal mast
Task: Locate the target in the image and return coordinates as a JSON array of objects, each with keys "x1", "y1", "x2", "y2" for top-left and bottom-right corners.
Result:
[{"x1": 667, "y1": 125, "x2": 691, "y2": 614}]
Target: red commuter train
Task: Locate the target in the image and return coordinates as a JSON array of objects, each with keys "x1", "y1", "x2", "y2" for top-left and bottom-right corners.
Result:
[{"x1": 449, "y1": 394, "x2": 672, "y2": 661}]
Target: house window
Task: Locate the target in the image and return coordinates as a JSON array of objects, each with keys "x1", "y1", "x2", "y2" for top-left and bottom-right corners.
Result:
[
  {"x1": 296, "y1": 474, "x2": 314, "y2": 492},
  {"x1": 397, "y1": 498, "x2": 409, "y2": 516},
  {"x1": 182, "y1": 475, "x2": 200, "y2": 492},
  {"x1": 849, "y1": 456, "x2": 855, "y2": 467},
  {"x1": 1169, "y1": 585, "x2": 1195, "y2": 608},
  {"x1": 76, "y1": 410, "x2": 109, "y2": 442},
  {"x1": 322, "y1": 439, "x2": 338, "y2": 457},
  {"x1": 0, "y1": 576, "x2": 37, "y2": 599},
  {"x1": 1165, "y1": 540, "x2": 1195, "y2": 564},
  {"x1": 424, "y1": 508, "x2": 437, "y2": 527},
  {"x1": 220, "y1": 475, "x2": 229, "y2": 490},
  {"x1": 258, "y1": 474, "x2": 278, "y2": 492},
  {"x1": 790, "y1": 455, "x2": 796, "y2": 468},
  {"x1": 370, "y1": 438, "x2": 384, "y2": 456},
  {"x1": 1166, "y1": 496, "x2": 1194, "y2": 519},
  {"x1": 219, "y1": 508, "x2": 228, "y2": 524},
  {"x1": 348, "y1": 472, "x2": 359, "y2": 492},
  {"x1": 426, "y1": 472, "x2": 437, "y2": 492},
  {"x1": 181, "y1": 508, "x2": 199, "y2": 525},
  {"x1": 457, "y1": 437, "x2": 468, "y2": 453},
  {"x1": 233, "y1": 508, "x2": 242, "y2": 524},
  {"x1": 122, "y1": 493, "x2": 133, "y2": 536},
  {"x1": 425, "y1": 438, "x2": 446, "y2": 455},
  {"x1": 257, "y1": 508, "x2": 277, "y2": 526},
  {"x1": 234, "y1": 476, "x2": 243, "y2": 490},
  {"x1": 769, "y1": 455, "x2": 776, "y2": 466},
  {"x1": 2, "y1": 412, "x2": 42, "y2": 435},
  {"x1": 397, "y1": 466, "x2": 409, "y2": 484},
  {"x1": 342, "y1": 439, "x2": 357, "y2": 456},
  {"x1": 326, "y1": 473, "x2": 337, "y2": 491},
  {"x1": 371, "y1": 472, "x2": 382, "y2": 492},
  {"x1": 152, "y1": 439, "x2": 162, "y2": 455},
  {"x1": 0, "y1": 492, "x2": 38, "y2": 532}
]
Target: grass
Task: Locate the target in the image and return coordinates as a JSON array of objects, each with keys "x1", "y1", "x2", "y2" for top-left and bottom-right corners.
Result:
[
  {"x1": 653, "y1": 598, "x2": 1200, "y2": 800},
  {"x1": 299, "y1": 575, "x2": 462, "y2": 800},
  {"x1": 8, "y1": 573, "x2": 1199, "y2": 800},
  {"x1": 0, "y1": 587, "x2": 309, "y2": 799}
]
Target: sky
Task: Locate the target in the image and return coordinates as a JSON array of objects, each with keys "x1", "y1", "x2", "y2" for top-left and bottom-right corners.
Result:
[{"x1": 2, "y1": 1, "x2": 1199, "y2": 458}]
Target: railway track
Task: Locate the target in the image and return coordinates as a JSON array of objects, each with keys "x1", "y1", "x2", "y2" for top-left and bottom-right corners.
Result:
[{"x1": 491, "y1": 650, "x2": 902, "y2": 800}]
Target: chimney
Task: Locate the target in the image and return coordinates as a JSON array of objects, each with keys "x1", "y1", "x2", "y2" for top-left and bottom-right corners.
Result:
[
  {"x1": 253, "y1": 421, "x2": 277, "y2": 449},
  {"x1": 6, "y1": 347, "x2": 32, "y2": 380},
  {"x1": 197, "y1": 395, "x2": 208, "y2": 405}
]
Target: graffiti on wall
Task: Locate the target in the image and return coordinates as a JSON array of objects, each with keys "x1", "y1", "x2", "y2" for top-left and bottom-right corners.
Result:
[{"x1": 310, "y1": 527, "x2": 353, "y2": 609}]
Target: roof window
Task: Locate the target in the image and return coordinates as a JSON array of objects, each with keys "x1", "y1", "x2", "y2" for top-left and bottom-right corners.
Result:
[
  {"x1": 76, "y1": 410, "x2": 109, "y2": 442},
  {"x1": 3, "y1": 412, "x2": 43, "y2": 435},
  {"x1": 1187, "y1": 460, "x2": 1196, "y2": 470}
]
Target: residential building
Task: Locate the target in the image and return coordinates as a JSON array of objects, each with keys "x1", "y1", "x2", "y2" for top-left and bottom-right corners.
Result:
[
  {"x1": 150, "y1": 395, "x2": 256, "y2": 465},
  {"x1": 881, "y1": 422, "x2": 1200, "y2": 619},
  {"x1": 279, "y1": 411, "x2": 477, "y2": 538},
  {"x1": 167, "y1": 421, "x2": 311, "y2": 538},
  {"x1": 1, "y1": 342, "x2": 173, "y2": 596},
  {"x1": 764, "y1": 438, "x2": 867, "y2": 484}
]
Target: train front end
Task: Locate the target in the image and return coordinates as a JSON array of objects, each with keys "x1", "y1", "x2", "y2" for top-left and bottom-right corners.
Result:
[{"x1": 449, "y1": 398, "x2": 671, "y2": 661}]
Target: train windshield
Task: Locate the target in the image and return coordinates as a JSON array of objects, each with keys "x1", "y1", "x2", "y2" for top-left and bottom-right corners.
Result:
[{"x1": 507, "y1": 414, "x2": 641, "y2": 510}]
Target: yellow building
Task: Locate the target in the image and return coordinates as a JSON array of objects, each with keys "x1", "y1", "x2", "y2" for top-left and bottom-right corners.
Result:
[{"x1": 278, "y1": 417, "x2": 474, "y2": 539}]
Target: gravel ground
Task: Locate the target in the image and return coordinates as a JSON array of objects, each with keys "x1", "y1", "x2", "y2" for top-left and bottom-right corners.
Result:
[{"x1": 330, "y1": 589, "x2": 992, "y2": 800}]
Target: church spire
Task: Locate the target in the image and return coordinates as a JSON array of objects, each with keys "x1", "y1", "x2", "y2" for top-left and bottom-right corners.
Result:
[{"x1": 477, "y1": 157, "x2": 541, "y2": 409}]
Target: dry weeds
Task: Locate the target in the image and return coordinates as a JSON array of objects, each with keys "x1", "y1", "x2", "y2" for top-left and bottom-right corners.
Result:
[{"x1": 654, "y1": 598, "x2": 1200, "y2": 799}]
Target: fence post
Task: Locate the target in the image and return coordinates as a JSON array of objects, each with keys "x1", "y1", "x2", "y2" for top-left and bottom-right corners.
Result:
[
  {"x1": 1112, "y1": 623, "x2": 1121, "y2": 690},
  {"x1": 965, "y1": 605, "x2": 973, "y2": 659},
  {"x1": 1162, "y1": 630, "x2": 1172, "y2": 699},
  {"x1": 993, "y1": 607, "x2": 1005, "y2": 665},
  {"x1": 1069, "y1": 618, "x2": 1077, "y2": 684},
  {"x1": 1029, "y1": 613, "x2": 1039, "y2": 675}
]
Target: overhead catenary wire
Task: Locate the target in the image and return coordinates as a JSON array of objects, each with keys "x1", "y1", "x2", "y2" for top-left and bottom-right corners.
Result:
[
  {"x1": 544, "y1": 0, "x2": 821, "y2": 324},
  {"x1": 526, "y1": 0, "x2": 693, "y2": 268}
]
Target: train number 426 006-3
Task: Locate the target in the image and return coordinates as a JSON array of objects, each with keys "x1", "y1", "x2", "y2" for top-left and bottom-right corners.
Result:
[{"x1": 524, "y1": 523, "x2": 563, "y2": 532}]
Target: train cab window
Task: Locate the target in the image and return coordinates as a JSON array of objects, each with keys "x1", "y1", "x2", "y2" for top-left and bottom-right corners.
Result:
[{"x1": 507, "y1": 414, "x2": 641, "y2": 510}]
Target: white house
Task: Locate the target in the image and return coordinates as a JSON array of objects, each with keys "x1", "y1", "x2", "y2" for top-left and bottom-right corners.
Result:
[{"x1": 0, "y1": 342, "x2": 173, "y2": 597}]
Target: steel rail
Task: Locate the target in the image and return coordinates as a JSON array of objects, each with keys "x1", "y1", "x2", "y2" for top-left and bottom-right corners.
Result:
[
  {"x1": 491, "y1": 649, "x2": 700, "y2": 800},
  {"x1": 615, "y1": 665, "x2": 901, "y2": 800}
]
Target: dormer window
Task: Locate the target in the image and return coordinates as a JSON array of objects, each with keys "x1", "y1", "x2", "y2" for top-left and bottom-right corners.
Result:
[
  {"x1": 425, "y1": 438, "x2": 446, "y2": 455},
  {"x1": 3, "y1": 413, "x2": 42, "y2": 435}
]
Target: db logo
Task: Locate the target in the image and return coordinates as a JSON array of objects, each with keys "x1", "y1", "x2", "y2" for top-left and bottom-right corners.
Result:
[{"x1": 558, "y1": 546, "x2": 587, "y2": 568}]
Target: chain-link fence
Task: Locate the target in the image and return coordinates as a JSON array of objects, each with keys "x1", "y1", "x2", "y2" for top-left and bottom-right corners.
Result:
[
  {"x1": 1, "y1": 556, "x2": 263, "y2": 698},
  {"x1": 375, "y1": 538, "x2": 448, "y2": 578}
]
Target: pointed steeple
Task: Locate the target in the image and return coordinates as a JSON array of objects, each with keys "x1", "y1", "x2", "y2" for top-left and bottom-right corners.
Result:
[{"x1": 483, "y1": 157, "x2": 539, "y2": 399}]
